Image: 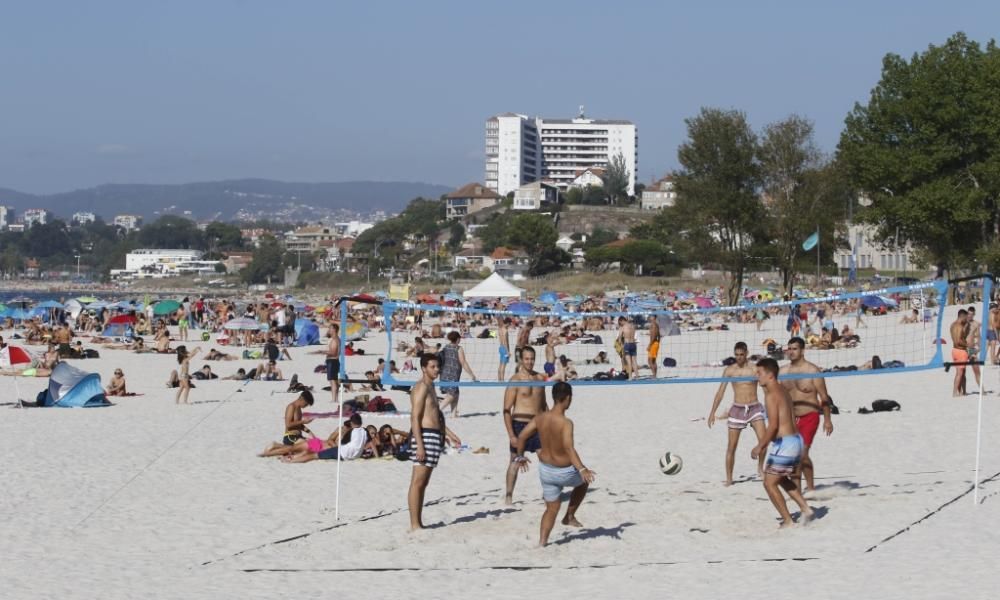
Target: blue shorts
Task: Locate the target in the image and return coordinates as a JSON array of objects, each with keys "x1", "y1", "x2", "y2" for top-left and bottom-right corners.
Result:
[
  {"x1": 988, "y1": 330, "x2": 998, "y2": 342},
  {"x1": 544, "y1": 362, "x2": 555, "y2": 376},
  {"x1": 538, "y1": 462, "x2": 584, "y2": 502},
  {"x1": 317, "y1": 446, "x2": 339, "y2": 460},
  {"x1": 499, "y1": 346, "x2": 510, "y2": 364},
  {"x1": 623, "y1": 342, "x2": 637, "y2": 357},
  {"x1": 765, "y1": 434, "x2": 804, "y2": 477},
  {"x1": 510, "y1": 420, "x2": 541, "y2": 454}
]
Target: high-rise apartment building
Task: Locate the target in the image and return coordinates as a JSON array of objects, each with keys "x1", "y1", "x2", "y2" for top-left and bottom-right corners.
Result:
[
  {"x1": 485, "y1": 110, "x2": 637, "y2": 196},
  {"x1": 0, "y1": 206, "x2": 13, "y2": 229}
]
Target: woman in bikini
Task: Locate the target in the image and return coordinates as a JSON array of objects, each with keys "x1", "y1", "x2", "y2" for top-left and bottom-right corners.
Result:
[{"x1": 174, "y1": 345, "x2": 200, "y2": 404}]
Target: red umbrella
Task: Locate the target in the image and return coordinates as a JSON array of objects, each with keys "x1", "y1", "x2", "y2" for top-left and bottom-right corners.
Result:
[
  {"x1": 108, "y1": 314, "x2": 136, "y2": 325},
  {"x1": 0, "y1": 345, "x2": 32, "y2": 368}
]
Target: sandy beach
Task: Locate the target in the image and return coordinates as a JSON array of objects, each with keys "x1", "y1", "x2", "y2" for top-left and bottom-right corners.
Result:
[{"x1": 2, "y1": 305, "x2": 999, "y2": 599}]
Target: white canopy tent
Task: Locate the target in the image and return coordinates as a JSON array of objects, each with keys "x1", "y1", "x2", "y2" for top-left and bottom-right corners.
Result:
[{"x1": 462, "y1": 272, "x2": 525, "y2": 299}]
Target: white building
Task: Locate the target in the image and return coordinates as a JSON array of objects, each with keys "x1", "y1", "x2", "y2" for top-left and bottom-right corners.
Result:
[
  {"x1": 114, "y1": 214, "x2": 143, "y2": 231},
  {"x1": 834, "y1": 223, "x2": 917, "y2": 273},
  {"x1": 512, "y1": 181, "x2": 559, "y2": 211},
  {"x1": 570, "y1": 167, "x2": 605, "y2": 189},
  {"x1": 22, "y1": 208, "x2": 49, "y2": 227},
  {"x1": 72, "y1": 211, "x2": 97, "y2": 225},
  {"x1": 333, "y1": 220, "x2": 374, "y2": 237},
  {"x1": 640, "y1": 175, "x2": 677, "y2": 210},
  {"x1": 124, "y1": 249, "x2": 204, "y2": 272},
  {"x1": 0, "y1": 206, "x2": 13, "y2": 229},
  {"x1": 486, "y1": 110, "x2": 637, "y2": 196}
]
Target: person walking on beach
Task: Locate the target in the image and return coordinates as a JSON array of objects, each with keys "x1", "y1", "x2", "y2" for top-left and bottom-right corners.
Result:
[
  {"x1": 438, "y1": 331, "x2": 478, "y2": 418},
  {"x1": 781, "y1": 337, "x2": 833, "y2": 492},
  {"x1": 408, "y1": 354, "x2": 445, "y2": 531},
  {"x1": 951, "y1": 309, "x2": 970, "y2": 396},
  {"x1": 707, "y1": 341, "x2": 766, "y2": 485},
  {"x1": 497, "y1": 316, "x2": 511, "y2": 381},
  {"x1": 647, "y1": 316, "x2": 661, "y2": 378},
  {"x1": 514, "y1": 382, "x2": 595, "y2": 547},
  {"x1": 504, "y1": 346, "x2": 547, "y2": 504},
  {"x1": 175, "y1": 345, "x2": 200, "y2": 404},
  {"x1": 326, "y1": 323, "x2": 341, "y2": 405},
  {"x1": 751, "y1": 358, "x2": 813, "y2": 528}
]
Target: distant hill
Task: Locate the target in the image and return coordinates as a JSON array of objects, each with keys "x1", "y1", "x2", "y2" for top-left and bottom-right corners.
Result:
[{"x1": 0, "y1": 179, "x2": 454, "y2": 222}]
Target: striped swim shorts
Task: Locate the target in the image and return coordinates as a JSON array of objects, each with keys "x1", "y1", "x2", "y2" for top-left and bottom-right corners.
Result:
[{"x1": 409, "y1": 429, "x2": 444, "y2": 468}]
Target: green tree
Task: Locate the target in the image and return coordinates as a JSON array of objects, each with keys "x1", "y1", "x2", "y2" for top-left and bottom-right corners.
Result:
[
  {"x1": 674, "y1": 107, "x2": 764, "y2": 304},
  {"x1": 241, "y1": 235, "x2": 284, "y2": 284},
  {"x1": 838, "y1": 32, "x2": 1000, "y2": 276},
  {"x1": 759, "y1": 115, "x2": 846, "y2": 292},
  {"x1": 137, "y1": 215, "x2": 206, "y2": 249},
  {"x1": 602, "y1": 152, "x2": 630, "y2": 205},
  {"x1": 477, "y1": 211, "x2": 513, "y2": 253},
  {"x1": 506, "y1": 213, "x2": 560, "y2": 274},
  {"x1": 205, "y1": 222, "x2": 244, "y2": 251},
  {"x1": 582, "y1": 228, "x2": 619, "y2": 248},
  {"x1": 448, "y1": 222, "x2": 466, "y2": 253}
]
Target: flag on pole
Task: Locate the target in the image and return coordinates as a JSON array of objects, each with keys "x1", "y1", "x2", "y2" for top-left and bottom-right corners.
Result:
[{"x1": 802, "y1": 230, "x2": 819, "y2": 251}]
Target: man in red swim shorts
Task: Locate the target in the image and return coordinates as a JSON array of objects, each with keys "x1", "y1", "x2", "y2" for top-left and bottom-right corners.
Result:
[
  {"x1": 951, "y1": 309, "x2": 970, "y2": 397},
  {"x1": 781, "y1": 337, "x2": 834, "y2": 492}
]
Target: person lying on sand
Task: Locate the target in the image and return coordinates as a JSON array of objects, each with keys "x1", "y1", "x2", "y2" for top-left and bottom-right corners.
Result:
[
  {"x1": 258, "y1": 414, "x2": 371, "y2": 463},
  {"x1": 205, "y1": 348, "x2": 239, "y2": 361}
]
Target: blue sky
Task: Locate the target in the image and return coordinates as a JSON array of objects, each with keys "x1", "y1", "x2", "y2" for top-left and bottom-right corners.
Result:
[{"x1": 1, "y1": 1, "x2": 998, "y2": 194}]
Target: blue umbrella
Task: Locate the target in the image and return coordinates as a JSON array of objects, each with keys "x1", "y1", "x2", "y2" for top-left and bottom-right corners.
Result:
[
  {"x1": 87, "y1": 301, "x2": 110, "y2": 310},
  {"x1": 9, "y1": 308, "x2": 31, "y2": 321},
  {"x1": 539, "y1": 291, "x2": 560, "y2": 305},
  {"x1": 36, "y1": 300, "x2": 65, "y2": 309},
  {"x1": 110, "y1": 301, "x2": 137, "y2": 310},
  {"x1": 508, "y1": 301, "x2": 532, "y2": 313}
]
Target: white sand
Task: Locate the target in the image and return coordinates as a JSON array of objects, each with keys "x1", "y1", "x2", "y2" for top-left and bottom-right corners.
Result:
[{"x1": 2, "y1": 307, "x2": 999, "y2": 598}]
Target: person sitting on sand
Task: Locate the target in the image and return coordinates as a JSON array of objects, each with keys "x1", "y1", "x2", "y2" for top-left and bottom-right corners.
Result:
[
  {"x1": 256, "y1": 360, "x2": 284, "y2": 381},
  {"x1": 900, "y1": 309, "x2": 919, "y2": 324},
  {"x1": 106, "y1": 368, "x2": 128, "y2": 396},
  {"x1": 131, "y1": 338, "x2": 155, "y2": 354},
  {"x1": 860, "y1": 355, "x2": 884, "y2": 370},
  {"x1": 42, "y1": 344, "x2": 60, "y2": 369},
  {"x1": 154, "y1": 325, "x2": 172, "y2": 353},
  {"x1": 205, "y1": 348, "x2": 238, "y2": 361},
  {"x1": 585, "y1": 351, "x2": 609, "y2": 365},
  {"x1": 376, "y1": 424, "x2": 410, "y2": 457}
]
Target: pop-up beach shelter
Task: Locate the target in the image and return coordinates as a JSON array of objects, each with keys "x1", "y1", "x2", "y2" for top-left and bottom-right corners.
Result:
[
  {"x1": 37, "y1": 362, "x2": 110, "y2": 407},
  {"x1": 294, "y1": 318, "x2": 320, "y2": 346},
  {"x1": 462, "y1": 272, "x2": 525, "y2": 299}
]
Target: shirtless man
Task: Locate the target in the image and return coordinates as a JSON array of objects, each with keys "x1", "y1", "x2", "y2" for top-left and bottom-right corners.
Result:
[
  {"x1": 408, "y1": 354, "x2": 446, "y2": 531},
  {"x1": 326, "y1": 324, "x2": 341, "y2": 405},
  {"x1": 514, "y1": 381, "x2": 595, "y2": 546},
  {"x1": 256, "y1": 390, "x2": 315, "y2": 451},
  {"x1": 504, "y1": 346, "x2": 547, "y2": 504},
  {"x1": 497, "y1": 317, "x2": 511, "y2": 380},
  {"x1": 647, "y1": 316, "x2": 661, "y2": 378},
  {"x1": 751, "y1": 358, "x2": 813, "y2": 528},
  {"x1": 707, "y1": 341, "x2": 766, "y2": 485},
  {"x1": 965, "y1": 306, "x2": 982, "y2": 392},
  {"x1": 543, "y1": 332, "x2": 559, "y2": 379},
  {"x1": 53, "y1": 325, "x2": 72, "y2": 357},
  {"x1": 781, "y1": 337, "x2": 833, "y2": 492},
  {"x1": 950, "y1": 309, "x2": 970, "y2": 396},
  {"x1": 617, "y1": 316, "x2": 638, "y2": 379},
  {"x1": 514, "y1": 320, "x2": 534, "y2": 373}
]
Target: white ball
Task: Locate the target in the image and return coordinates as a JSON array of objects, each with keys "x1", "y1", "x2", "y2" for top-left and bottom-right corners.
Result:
[{"x1": 659, "y1": 451, "x2": 683, "y2": 475}]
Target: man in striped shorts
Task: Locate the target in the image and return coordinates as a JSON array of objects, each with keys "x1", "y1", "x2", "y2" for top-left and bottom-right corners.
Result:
[
  {"x1": 707, "y1": 341, "x2": 766, "y2": 485},
  {"x1": 408, "y1": 353, "x2": 446, "y2": 531}
]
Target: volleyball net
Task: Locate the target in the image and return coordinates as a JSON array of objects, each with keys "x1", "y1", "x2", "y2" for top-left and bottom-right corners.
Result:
[{"x1": 343, "y1": 277, "x2": 993, "y2": 388}]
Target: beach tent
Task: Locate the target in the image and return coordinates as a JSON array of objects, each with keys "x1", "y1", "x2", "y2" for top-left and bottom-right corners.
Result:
[
  {"x1": 462, "y1": 273, "x2": 525, "y2": 299},
  {"x1": 294, "y1": 318, "x2": 321, "y2": 346},
  {"x1": 36, "y1": 362, "x2": 110, "y2": 408},
  {"x1": 102, "y1": 322, "x2": 134, "y2": 338}
]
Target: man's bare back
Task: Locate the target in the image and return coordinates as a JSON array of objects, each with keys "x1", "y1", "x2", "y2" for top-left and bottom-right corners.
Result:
[{"x1": 533, "y1": 411, "x2": 574, "y2": 467}]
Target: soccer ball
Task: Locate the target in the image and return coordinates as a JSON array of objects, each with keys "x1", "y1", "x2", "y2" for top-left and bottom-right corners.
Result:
[{"x1": 659, "y1": 452, "x2": 683, "y2": 475}]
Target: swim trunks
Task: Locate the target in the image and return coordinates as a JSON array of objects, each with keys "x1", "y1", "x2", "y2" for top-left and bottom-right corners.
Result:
[
  {"x1": 538, "y1": 462, "x2": 584, "y2": 502},
  {"x1": 727, "y1": 402, "x2": 764, "y2": 430},
  {"x1": 499, "y1": 345, "x2": 510, "y2": 365},
  {"x1": 795, "y1": 411, "x2": 820, "y2": 447},
  {"x1": 325, "y1": 358, "x2": 340, "y2": 381},
  {"x1": 317, "y1": 446, "x2": 340, "y2": 460},
  {"x1": 988, "y1": 330, "x2": 998, "y2": 342},
  {"x1": 543, "y1": 362, "x2": 556, "y2": 377},
  {"x1": 623, "y1": 342, "x2": 637, "y2": 357},
  {"x1": 765, "y1": 434, "x2": 804, "y2": 477},
  {"x1": 409, "y1": 429, "x2": 444, "y2": 468},
  {"x1": 307, "y1": 437, "x2": 324, "y2": 453},
  {"x1": 647, "y1": 340, "x2": 660, "y2": 359},
  {"x1": 282, "y1": 432, "x2": 303, "y2": 445},
  {"x1": 440, "y1": 385, "x2": 459, "y2": 399},
  {"x1": 510, "y1": 420, "x2": 541, "y2": 454}
]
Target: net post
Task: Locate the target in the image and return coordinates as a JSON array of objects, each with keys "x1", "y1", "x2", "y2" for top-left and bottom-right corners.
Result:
[
  {"x1": 335, "y1": 377, "x2": 343, "y2": 521},
  {"x1": 973, "y1": 274, "x2": 994, "y2": 506}
]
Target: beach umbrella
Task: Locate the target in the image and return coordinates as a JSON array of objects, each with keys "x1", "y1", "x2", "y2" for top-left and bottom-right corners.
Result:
[
  {"x1": 0, "y1": 304, "x2": 6, "y2": 313},
  {"x1": 76, "y1": 296, "x2": 99, "y2": 304},
  {"x1": 223, "y1": 317, "x2": 260, "y2": 331},
  {"x1": 9, "y1": 308, "x2": 31, "y2": 321},
  {"x1": 36, "y1": 300, "x2": 65, "y2": 310},
  {"x1": 539, "y1": 291, "x2": 560, "y2": 305},
  {"x1": 109, "y1": 300, "x2": 136, "y2": 311},
  {"x1": 693, "y1": 297, "x2": 714, "y2": 308},
  {"x1": 108, "y1": 314, "x2": 137, "y2": 325},
  {"x1": 507, "y1": 301, "x2": 533, "y2": 313},
  {"x1": 86, "y1": 301, "x2": 109, "y2": 310},
  {"x1": 153, "y1": 300, "x2": 182, "y2": 316}
]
